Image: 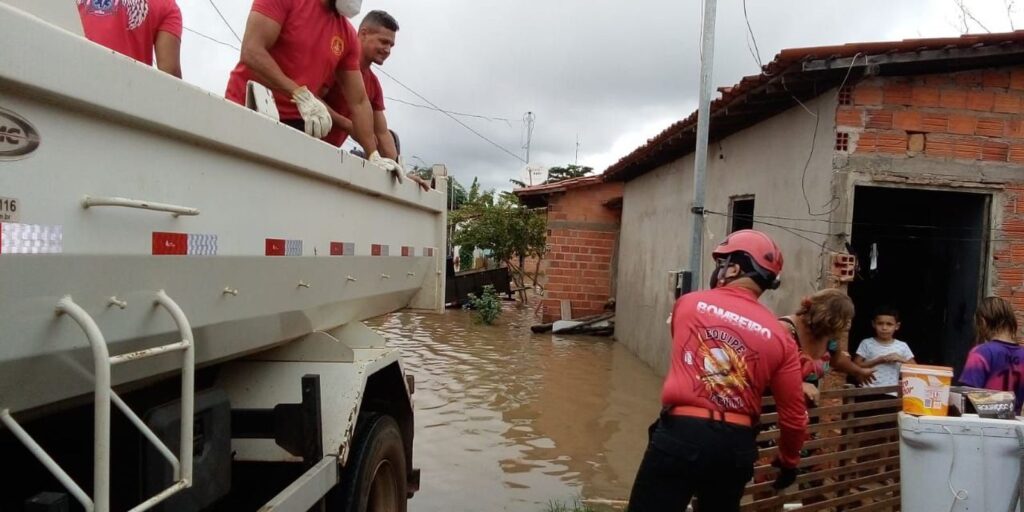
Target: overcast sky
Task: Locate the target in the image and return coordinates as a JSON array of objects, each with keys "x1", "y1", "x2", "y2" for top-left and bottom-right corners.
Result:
[{"x1": 175, "y1": 0, "x2": 1021, "y2": 191}]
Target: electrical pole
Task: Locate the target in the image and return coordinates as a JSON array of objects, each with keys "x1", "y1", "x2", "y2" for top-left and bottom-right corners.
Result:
[
  {"x1": 575, "y1": 133, "x2": 580, "y2": 166},
  {"x1": 523, "y1": 112, "x2": 536, "y2": 184},
  {"x1": 686, "y1": 0, "x2": 718, "y2": 293}
]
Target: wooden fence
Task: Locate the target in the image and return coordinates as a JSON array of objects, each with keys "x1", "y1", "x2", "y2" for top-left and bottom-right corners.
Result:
[{"x1": 739, "y1": 385, "x2": 902, "y2": 512}]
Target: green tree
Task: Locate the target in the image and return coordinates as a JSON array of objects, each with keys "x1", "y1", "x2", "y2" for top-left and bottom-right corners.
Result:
[
  {"x1": 450, "y1": 184, "x2": 546, "y2": 301},
  {"x1": 545, "y1": 164, "x2": 591, "y2": 183}
]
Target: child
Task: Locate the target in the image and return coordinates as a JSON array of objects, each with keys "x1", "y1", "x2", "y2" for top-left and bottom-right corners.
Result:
[
  {"x1": 959, "y1": 296, "x2": 1024, "y2": 414},
  {"x1": 854, "y1": 306, "x2": 915, "y2": 394}
]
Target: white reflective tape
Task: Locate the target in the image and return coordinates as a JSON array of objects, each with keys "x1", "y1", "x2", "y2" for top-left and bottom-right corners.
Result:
[
  {"x1": 187, "y1": 234, "x2": 218, "y2": 256},
  {"x1": 285, "y1": 240, "x2": 303, "y2": 256},
  {"x1": 1, "y1": 223, "x2": 62, "y2": 254}
]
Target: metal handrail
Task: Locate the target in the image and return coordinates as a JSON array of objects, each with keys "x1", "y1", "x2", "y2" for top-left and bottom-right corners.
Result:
[
  {"x1": 81, "y1": 195, "x2": 200, "y2": 217},
  {"x1": 0, "y1": 293, "x2": 198, "y2": 512},
  {"x1": 56, "y1": 296, "x2": 110, "y2": 512}
]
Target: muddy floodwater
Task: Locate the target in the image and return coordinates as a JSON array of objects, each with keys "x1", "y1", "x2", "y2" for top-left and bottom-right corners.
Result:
[{"x1": 367, "y1": 305, "x2": 663, "y2": 512}]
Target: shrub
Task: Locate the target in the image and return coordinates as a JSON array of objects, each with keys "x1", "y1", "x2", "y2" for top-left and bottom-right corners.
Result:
[{"x1": 464, "y1": 285, "x2": 502, "y2": 325}]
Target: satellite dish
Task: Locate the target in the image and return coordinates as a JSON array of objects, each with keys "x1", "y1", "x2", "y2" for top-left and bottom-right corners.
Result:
[{"x1": 520, "y1": 164, "x2": 549, "y2": 186}]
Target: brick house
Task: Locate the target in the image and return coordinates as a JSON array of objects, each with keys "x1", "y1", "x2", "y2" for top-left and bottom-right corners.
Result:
[
  {"x1": 514, "y1": 176, "x2": 624, "y2": 323},
  {"x1": 602, "y1": 32, "x2": 1024, "y2": 374}
]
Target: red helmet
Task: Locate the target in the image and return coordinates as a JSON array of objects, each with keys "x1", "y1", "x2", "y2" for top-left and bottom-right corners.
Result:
[{"x1": 711, "y1": 229, "x2": 783, "y2": 287}]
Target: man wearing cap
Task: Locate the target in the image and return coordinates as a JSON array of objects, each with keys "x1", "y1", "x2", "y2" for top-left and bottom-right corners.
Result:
[{"x1": 627, "y1": 229, "x2": 807, "y2": 511}]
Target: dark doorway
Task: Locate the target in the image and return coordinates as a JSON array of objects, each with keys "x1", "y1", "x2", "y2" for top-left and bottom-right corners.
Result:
[{"x1": 848, "y1": 186, "x2": 989, "y2": 377}]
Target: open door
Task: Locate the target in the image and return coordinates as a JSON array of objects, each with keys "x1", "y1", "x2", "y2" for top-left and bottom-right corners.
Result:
[{"x1": 848, "y1": 186, "x2": 990, "y2": 376}]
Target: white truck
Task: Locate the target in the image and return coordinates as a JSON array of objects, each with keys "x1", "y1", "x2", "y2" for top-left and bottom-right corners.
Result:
[{"x1": 0, "y1": 2, "x2": 446, "y2": 511}]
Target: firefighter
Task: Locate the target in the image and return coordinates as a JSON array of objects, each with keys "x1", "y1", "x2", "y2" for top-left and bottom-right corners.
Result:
[{"x1": 627, "y1": 229, "x2": 807, "y2": 511}]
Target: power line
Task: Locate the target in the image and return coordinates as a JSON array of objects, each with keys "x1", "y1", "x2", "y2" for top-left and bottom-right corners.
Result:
[
  {"x1": 183, "y1": 26, "x2": 240, "y2": 51},
  {"x1": 207, "y1": 0, "x2": 242, "y2": 43},
  {"x1": 374, "y1": 66, "x2": 527, "y2": 164},
  {"x1": 742, "y1": 0, "x2": 763, "y2": 69},
  {"x1": 384, "y1": 96, "x2": 516, "y2": 126}
]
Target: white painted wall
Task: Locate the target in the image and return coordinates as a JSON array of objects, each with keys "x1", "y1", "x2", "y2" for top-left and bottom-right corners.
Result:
[{"x1": 616, "y1": 93, "x2": 838, "y2": 374}]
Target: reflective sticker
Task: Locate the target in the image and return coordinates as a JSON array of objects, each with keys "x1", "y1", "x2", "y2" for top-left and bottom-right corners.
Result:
[
  {"x1": 153, "y1": 232, "x2": 187, "y2": 255},
  {"x1": 371, "y1": 244, "x2": 389, "y2": 256},
  {"x1": 401, "y1": 246, "x2": 414, "y2": 257},
  {"x1": 0, "y1": 223, "x2": 62, "y2": 254},
  {"x1": 330, "y1": 242, "x2": 355, "y2": 256},
  {"x1": 187, "y1": 234, "x2": 218, "y2": 255},
  {"x1": 285, "y1": 240, "x2": 302, "y2": 256},
  {"x1": 265, "y1": 238, "x2": 285, "y2": 256},
  {"x1": 423, "y1": 247, "x2": 435, "y2": 257},
  {"x1": 0, "y1": 196, "x2": 19, "y2": 222}
]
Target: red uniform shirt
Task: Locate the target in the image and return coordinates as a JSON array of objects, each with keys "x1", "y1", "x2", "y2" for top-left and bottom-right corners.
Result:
[
  {"x1": 77, "y1": 0, "x2": 183, "y2": 65},
  {"x1": 323, "y1": 66, "x2": 385, "y2": 147},
  {"x1": 663, "y1": 286, "x2": 807, "y2": 467},
  {"x1": 224, "y1": 0, "x2": 360, "y2": 120}
]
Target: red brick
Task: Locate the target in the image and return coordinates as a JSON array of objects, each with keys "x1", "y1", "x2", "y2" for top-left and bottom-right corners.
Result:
[
  {"x1": 939, "y1": 89, "x2": 968, "y2": 109},
  {"x1": 910, "y1": 87, "x2": 941, "y2": 107},
  {"x1": 854, "y1": 132, "x2": 878, "y2": 153},
  {"x1": 892, "y1": 111, "x2": 923, "y2": 131},
  {"x1": 982, "y1": 141, "x2": 1010, "y2": 162},
  {"x1": 924, "y1": 74, "x2": 952, "y2": 86},
  {"x1": 967, "y1": 91, "x2": 996, "y2": 111},
  {"x1": 1007, "y1": 120, "x2": 1024, "y2": 139},
  {"x1": 994, "y1": 93, "x2": 1023, "y2": 114},
  {"x1": 925, "y1": 134, "x2": 954, "y2": 158},
  {"x1": 883, "y1": 84, "x2": 913, "y2": 105},
  {"x1": 922, "y1": 113, "x2": 948, "y2": 132},
  {"x1": 1010, "y1": 144, "x2": 1024, "y2": 164},
  {"x1": 1012, "y1": 70, "x2": 1024, "y2": 91},
  {"x1": 835, "y1": 108, "x2": 863, "y2": 127},
  {"x1": 865, "y1": 110, "x2": 893, "y2": 130},
  {"x1": 877, "y1": 133, "x2": 908, "y2": 154},
  {"x1": 853, "y1": 86, "x2": 883, "y2": 105},
  {"x1": 983, "y1": 71, "x2": 1011, "y2": 88},
  {"x1": 955, "y1": 71, "x2": 984, "y2": 87},
  {"x1": 948, "y1": 114, "x2": 977, "y2": 135},
  {"x1": 954, "y1": 138, "x2": 984, "y2": 160},
  {"x1": 977, "y1": 118, "x2": 1005, "y2": 137}
]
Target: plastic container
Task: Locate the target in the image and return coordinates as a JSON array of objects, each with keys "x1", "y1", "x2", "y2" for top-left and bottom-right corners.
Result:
[{"x1": 900, "y1": 364, "x2": 953, "y2": 416}]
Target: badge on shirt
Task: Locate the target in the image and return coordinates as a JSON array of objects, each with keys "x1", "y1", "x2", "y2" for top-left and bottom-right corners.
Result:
[
  {"x1": 331, "y1": 35, "x2": 345, "y2": 57},
  {"x1": 83, "y1": 0, "x2": 118, "y2": 16}
]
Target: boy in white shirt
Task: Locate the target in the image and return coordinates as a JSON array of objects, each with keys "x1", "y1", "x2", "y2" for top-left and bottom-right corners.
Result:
[{"x1": 854, "y1": 306, "x2": 915, "y2": 393}]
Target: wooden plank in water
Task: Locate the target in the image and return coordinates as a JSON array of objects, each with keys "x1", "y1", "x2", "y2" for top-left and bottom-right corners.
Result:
[
  {"x1": 757, "y1": 414, "x2": 897, "y2": 442},
  {"x1": 560, "y1": 299, "x2": 571, "y2": 320},
  {"x1": 757, "y1": 428, "x2": 898, "y2": 459},
  {"x1": 753, "y1": 442, "x2": 898, "y2": 476},
  {"x1": 740, "y1": 469, "x2": 898, "y2": 511},
  {"x1": 792, "y1": 483, "x2": 900, "y2": 512},
  {"x1": 743, "y1": 455, "x2": 899, "y2": 496},
  {"x1": 759, "y1": 399, "x2": 901, "y2": 425},
  {"x1": 846, "y1": 495, "x2": 901, "y2": 511}
]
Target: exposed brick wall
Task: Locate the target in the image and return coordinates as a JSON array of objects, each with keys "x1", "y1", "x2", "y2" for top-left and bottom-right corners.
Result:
[
  {"x1": 837, "y1": 66, "x2": 1024, "y2": 325},
  {"x1": 539, "y1": 181, "x2": 623, "y2": 323}
]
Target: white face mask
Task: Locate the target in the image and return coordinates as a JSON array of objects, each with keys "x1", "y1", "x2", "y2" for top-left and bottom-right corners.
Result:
[{"x1": 334, "y1": 0, "x2": 361, "y2": 17}]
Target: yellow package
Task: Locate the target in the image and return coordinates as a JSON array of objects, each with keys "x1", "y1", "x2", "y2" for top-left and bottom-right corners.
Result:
[{"x1": 900, "y1": 364, "x2": 954, "y2": 416}]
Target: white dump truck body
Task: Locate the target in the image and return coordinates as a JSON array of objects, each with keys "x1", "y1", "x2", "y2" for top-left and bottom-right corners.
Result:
[{"x1": 0, "y1": 2, "x2": 442, "y2": 510}]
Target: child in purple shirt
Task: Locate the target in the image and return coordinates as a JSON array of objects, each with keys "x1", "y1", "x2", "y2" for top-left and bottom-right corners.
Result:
[{"x1": 959, "y1": 296, "x2": 1024, "y2": 414}]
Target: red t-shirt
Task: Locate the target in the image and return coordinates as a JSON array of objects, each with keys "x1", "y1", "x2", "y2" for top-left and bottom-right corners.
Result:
[
  {"x1": 323, "y1": 66, "x2": 385, "y2": 147},
  {"x1": 663, "y1": 286, "x2": 808, "y2": 467},
  {"x1": 224, "y1": 0, "x2": 360, "y2": 120},
  {"x1": 78, "y1": 0, "x2": 183, "y2": 65}
]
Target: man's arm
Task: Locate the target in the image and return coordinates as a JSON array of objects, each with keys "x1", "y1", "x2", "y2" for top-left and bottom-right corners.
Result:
[
  {"x1": 373, "y1": 111, "x2": 399, "y2": 160},
  {"x1": 240, "y1": 12, "x2": 299, "y2": 94},
  {"x1": 338, "y1": 68, "x2": 378, "y2": 156},
  {"x1": 154, "y1": 31, "x2": 182, "y2": 78},
  {"x1": 326, "y1": 105, "x2": 353, "y2": 133}
]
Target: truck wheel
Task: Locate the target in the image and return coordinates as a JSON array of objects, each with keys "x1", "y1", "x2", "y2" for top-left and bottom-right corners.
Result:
[{"x1": 332, "y1": 414, "x2": 408, "y2": 512}]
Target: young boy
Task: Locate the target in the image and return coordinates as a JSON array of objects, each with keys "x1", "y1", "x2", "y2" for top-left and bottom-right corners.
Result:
[{"x1": 855, "y1": 306, "x2": 915, "y2": 394}]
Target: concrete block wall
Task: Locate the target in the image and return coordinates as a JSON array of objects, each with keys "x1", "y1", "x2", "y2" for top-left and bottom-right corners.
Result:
[
  {"x1": 540, "y1": 181, "x2": 623, "y2": 322},
  {"x1": 837, "y1": 65, "x2": 1024, "y2": 322}
]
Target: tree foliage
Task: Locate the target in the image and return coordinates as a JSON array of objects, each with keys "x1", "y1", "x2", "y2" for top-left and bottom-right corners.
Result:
[{"x1": 509, "y1": 164, "x2": 593, "y2": 189}]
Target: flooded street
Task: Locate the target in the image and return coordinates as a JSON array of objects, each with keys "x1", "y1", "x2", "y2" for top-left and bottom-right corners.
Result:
[{"x1": 367, "y1": 305, "x2": 663, "y2": 512}]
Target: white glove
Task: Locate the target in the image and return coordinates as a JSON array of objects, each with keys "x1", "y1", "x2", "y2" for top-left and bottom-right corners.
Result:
[
  {"x1": 291, "y1": 86, "x2": 332, "y2": 139},
  {"x1": 369, "y1": 150, "x2": 404, "y2": 183}
]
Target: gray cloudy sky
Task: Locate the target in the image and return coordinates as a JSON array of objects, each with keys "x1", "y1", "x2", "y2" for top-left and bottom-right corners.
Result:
[{"x1": 175, "y1": 0, "x2": 1021, "y2": 191}]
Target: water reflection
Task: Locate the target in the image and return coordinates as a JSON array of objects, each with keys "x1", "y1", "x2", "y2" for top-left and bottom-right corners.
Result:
[{"x1": 367, "y1": 305, "x2": 663, "y2": 511}]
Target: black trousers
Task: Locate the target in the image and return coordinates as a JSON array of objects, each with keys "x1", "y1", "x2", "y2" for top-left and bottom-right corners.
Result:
[{"x1": 627, "y1": 414, "x2": 758, "y2": 512}]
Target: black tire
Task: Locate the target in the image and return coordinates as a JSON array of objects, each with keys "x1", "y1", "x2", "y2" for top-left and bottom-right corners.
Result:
[{"x1": 331, "y1": 414, "x2": 408, "y2": 512}]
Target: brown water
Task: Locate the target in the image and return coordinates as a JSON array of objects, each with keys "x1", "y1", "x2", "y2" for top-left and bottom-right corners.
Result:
[{"x1": 367, "y1": 305, "x2": 664, "y2": 512}]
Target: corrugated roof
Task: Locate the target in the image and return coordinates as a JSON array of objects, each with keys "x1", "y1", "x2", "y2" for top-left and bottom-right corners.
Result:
[
  {"x1": 603, "y1": 31, "x2": 1024, "y2": 182},
  {"x1": 513, "y1": 174, "x2": 604, "y2": 197}
]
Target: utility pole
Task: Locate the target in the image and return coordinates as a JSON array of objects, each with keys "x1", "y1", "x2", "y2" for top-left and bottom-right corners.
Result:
[
  {"x1": 574, "y1": 133, "x2": 580, "y2": 166},
  {"x1": 685, "y1": 0, "x2": 718, "y2": 293},
  {"x1": 522, "y1": 111, "x2": 537, "y2": 185}
]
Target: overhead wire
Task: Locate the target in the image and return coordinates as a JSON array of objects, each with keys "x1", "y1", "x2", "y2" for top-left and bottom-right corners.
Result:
[
  {"x1": 374, "y1": 66, "x2": 527, "y2": 164},
  {"x1": 384, "y1": 97, "x2": 516, "y2": 126},
  {"x1": 742, "y1": 0, "x2": 763, "y2": 69},
  {"x1": 183, "y1": 27, "x2": 240, "y2": 51},
  {"x1": 207, "y1": 0, "x2": 242, "y2": 43}
]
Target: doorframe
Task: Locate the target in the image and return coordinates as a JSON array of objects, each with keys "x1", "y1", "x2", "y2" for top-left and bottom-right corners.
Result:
[{"x1": 831, "y1": 171, "x2": 1000, "y2": 298}]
